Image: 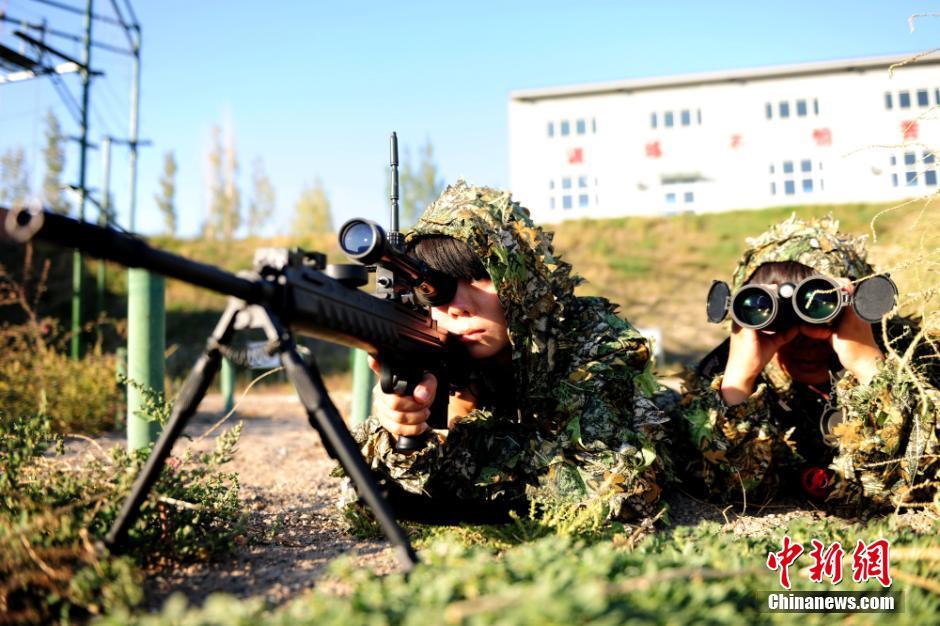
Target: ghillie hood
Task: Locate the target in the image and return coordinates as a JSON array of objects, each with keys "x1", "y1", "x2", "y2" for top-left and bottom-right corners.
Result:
[
  {"x1": 731, "y1": 214, "x2": 874, "y2": 290},
  {"x1": 406, "y1": 180, "x2": 583, "y2": 403}
]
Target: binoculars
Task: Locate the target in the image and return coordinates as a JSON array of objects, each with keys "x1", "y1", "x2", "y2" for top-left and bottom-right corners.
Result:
[{"x1": 706, "y1": 274, "x2": 898, "y2": 330}]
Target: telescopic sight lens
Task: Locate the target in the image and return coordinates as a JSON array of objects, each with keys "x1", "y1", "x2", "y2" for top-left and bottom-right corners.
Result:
[
  {"x1": 341, "y1": 222, "x2": 376, "y2": 255},
  {"x1": 795, "y1": 278, "x2": 840, "y2": 322}
]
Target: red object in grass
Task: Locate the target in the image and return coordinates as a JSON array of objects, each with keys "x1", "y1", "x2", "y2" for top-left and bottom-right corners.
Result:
[{"x1": 800, "y1": 467, "x2": 833, "y2": 499}]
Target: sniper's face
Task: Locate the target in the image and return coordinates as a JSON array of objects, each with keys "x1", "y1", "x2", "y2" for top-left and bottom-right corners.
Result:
[{"x1": 430, "y1": 278, "x2": 511, "y2": 360}]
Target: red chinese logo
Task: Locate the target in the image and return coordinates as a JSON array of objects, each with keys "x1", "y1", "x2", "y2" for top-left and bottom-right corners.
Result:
[
  {"x1": 567, "y1": 147, "x2": 584, "y2": 164},
  {"x1": 852, "y1": 539, "x2": 893, "y2": 587},
  {"x1": 767, "y1": 536, "x2": 892, "y2": 589},
  {"x1": 645, "y1": 141, "x2": 662, "y2": 158},
  {"x1": 766, "y1": 535, "x2": 804, "y2": 589},
  {"x1": 730, "y1": 134, "x2": 743, "y2": 149},
  {"x1": 901, "y1": 120, "x2": 919, "y2": 141},
  {"x1": 813, "y1": 128, "x2": 832, "y2": 146},
  {"x1": 808, "y1": 539, "x2": 844, "y2": 584}
]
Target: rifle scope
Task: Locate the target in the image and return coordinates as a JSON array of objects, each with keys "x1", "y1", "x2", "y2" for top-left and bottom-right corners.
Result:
[{"x1": 339, "y1": 218, "x2": 457, "y2": 307}]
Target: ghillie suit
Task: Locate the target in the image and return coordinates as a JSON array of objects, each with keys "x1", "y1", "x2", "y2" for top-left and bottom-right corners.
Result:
[
  {"x1": 680, "y1": 215, "x2": 939, "y2": 511},
  {"x1": 342, "y1": 181, "x2": 671, "y2": 522}
]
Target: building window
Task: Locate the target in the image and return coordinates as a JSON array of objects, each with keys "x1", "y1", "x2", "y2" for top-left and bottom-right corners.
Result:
[
  {"x1": 936, "y1": 89, "x2": 940, "y2": 105},
  {"x1": 813, "y1": 99, "x2": 819, "y2": 115},
  {"x1": 680, "y1": 109, "x2": 691, "y2": 126},
  {"x1": 892, "y1": 173, "x2": 899, "y2": 187},
  {"x1": 926, "y1": 170, "x2": 938, "y2": 186},
  {"x1": 771, "y1": 182, "x2": 777, "y2": 195},
  {"x1": 796, "y1": 99, "x2": 807, "y2": 117},
  {"x1": 803, "y1": 179, "x2": 813, "y2": 193},
  {"x1": 926, "y1": 152, "x2": 935, "y2": 164},
  {"x1": 769, "y1": 164, "x2": 775, "y2": 174},
  {"x1": 899, "y1": 91, "x2": 911, "y2": 109},
  {"x1": 885, "y1": 92, "x2": 893, "y2": 110},
  {"x1": 783, "y1": 160, "x2": 794, "y2": 174},
  {"x1": 562, "y1": 177, "x2": 572, "y2": 189},
  {"x1": 562, "y1": 195, "x2": 572, "y2": 209},
  {"x1": 547, "y1": 122, "x2": 554, "y2": 137},
  {"x1": 578, "y1": 194, "x2": 589, "y2": 208},
  {"x1": 664, "y1": 111, "x2": 674, "y2": 128},
  {"x1": 918, "y1": 89, "x2": 929, "y2": 107},
  {"x1": 697, "y1": 108, "x2": 702, "y2": 124},
  {"x1": 684, "y1": 191, "x2": 694, "y2": 203},
  {"x1": 591, "y1": 118, "x2": 597, "y2": 133},
  {"x1": 578, "y1": 175, "x2": 588, "y2": 188},
  {"x1": 549, "y1": 197, "x2": 556, "y2": 209},
  {"x1": 651, "y1": 112, "x2": 658, "y2": 129},
  {"x1": 665, "y1": 192, "x2": 676, "y2": 204},
  {"x1": 904, "y1": 152, "x2": 916, "y2": 166},
  {"x1": 576, "y1": 119, "x2": 586, "y2": 135},
  {"x1": 549, "y1": 179, "x2": 555, "y2": 190},
  {"x1": 800, "y1": 159, "x2": 812, "y2": 173},
  {"x1": 784, "y1": 180, "x2": 795, "y2": 195},
  {"x1": 890, "y1": 155, "x2": 896, "y2": 166},
  {"x1": 906, "y1": 171, "x2": 918, "y2": 186},
  {"x1": 766, "y1": 103, "x2": 773, "y2": 119},
  {"x1": 779, "y1": 101, "x2": 790, "y2": 118},
  {"x1": 561, "y1": 120, "x2": 570, "y2": 136}
]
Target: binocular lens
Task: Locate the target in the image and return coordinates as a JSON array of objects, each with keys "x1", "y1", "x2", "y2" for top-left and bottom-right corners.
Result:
[
  {"x1": 795, "y1": 278, "x2": 840, "y2": 322},
  {"x1": 734, "y1": 289, "x2": 774, "y2": 327},
  {"x1": 340, "y1": 221, "x2": 376, "y2": 255}
]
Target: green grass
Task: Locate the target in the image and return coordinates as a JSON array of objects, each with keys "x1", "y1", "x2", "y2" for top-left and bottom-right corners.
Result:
[{"x1": 96, "y1": 512, "x2": 940, "y2": 625}]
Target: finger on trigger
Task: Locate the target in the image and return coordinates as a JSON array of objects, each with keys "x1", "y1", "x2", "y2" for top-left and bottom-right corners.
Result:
[{"x1": 367, "y1": 355, "x2": 380, "y2": 374}]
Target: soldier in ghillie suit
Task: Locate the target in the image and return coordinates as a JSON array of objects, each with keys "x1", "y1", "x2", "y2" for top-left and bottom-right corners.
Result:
[
  {"x1": 341, "y1": 181, "x2": 670, "y2": 523},
  {"x1": 679, "y1": 215, "x2": 939, "y2": 511}
]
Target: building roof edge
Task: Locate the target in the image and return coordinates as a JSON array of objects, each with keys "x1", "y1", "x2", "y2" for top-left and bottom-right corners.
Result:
[{"x1": 509, "y1": 53, "x2": 940, "y2": 102}]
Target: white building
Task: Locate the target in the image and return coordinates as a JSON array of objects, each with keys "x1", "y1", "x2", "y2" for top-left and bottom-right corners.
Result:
[{"x1": 508, "y1": 54, "x2": 940, "y2": 223}]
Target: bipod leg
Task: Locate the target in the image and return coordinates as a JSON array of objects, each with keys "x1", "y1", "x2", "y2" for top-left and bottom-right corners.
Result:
[
  {"x1": 105, "y1": 302, "x2": 242, "y2": 551},
  {"x1": 258, "y1": 308, "x2": 419, "y2": 571}
]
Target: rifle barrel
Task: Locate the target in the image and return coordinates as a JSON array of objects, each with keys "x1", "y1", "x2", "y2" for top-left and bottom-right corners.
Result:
[{"x1": 1, "y1": 206, "x2": 267, "y2": 304}]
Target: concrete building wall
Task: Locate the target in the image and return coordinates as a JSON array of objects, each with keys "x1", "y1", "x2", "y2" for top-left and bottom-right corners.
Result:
[{"x1": 509, "y1": 55, "x2": 940, "y2": 223}]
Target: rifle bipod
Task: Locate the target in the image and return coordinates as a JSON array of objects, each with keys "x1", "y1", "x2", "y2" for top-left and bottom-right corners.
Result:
[{"x1": 104, "y1": 300, "x2": 419, "y2": 570}]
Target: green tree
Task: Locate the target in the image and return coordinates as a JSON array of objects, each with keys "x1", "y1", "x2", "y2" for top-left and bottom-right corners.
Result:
[
  {"x1": 0, "y1": 146, "x2": 30, "y2": 207},
  {"x1": 202, "y1": 121, "x2": 240, "y2": 241},
  {"x1": 247, "y1": 157, "x2": 276, "y2": 236},
  {"x1": 154, "y1": 150, "x2": 177, "y2": 235},
  {"x1": 291, "y1": 178, "x2": 333, "y2": 235},
  {"x1": 42, "y1": 110, "x2": 68, "y2": 214},
  {"x1": 399, "y1": 138, "x2": 445, "y2": 226}
]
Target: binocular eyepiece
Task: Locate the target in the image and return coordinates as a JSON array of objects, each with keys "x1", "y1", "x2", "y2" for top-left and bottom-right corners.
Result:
[
  {"x1": 338, "y1": 218, "x2": 457, "y2": 307},
  {"x1": 706, "y1": 274, "x2": 898, "y2": 330}
]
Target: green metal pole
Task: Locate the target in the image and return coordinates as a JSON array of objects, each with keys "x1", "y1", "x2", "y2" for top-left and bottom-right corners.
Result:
[
  {"x1": 349, "y1": 349, "x2": 373, "y2": 425},
  {"x1": 71, "y1": 0, "x2": 94, "y2": 359},
  {"x1": 127, "y1": 269, "x2": 165, "y2": 450},
  {"x1": 221, "y1": 357, "x2": 236, "y2": 414},
  {"x1": 97, "y1": 136, "x2": 111, "y2": 314}
]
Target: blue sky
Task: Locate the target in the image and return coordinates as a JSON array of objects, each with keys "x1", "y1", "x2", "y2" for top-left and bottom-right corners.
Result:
[{"x1": 3, "y1": 1, "x2": 940, "y2": 237}]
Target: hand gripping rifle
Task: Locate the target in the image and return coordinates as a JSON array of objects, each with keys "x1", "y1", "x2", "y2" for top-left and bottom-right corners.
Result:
[{"x1": 0, "y1": 193, "x2": 461, "y2": 571}]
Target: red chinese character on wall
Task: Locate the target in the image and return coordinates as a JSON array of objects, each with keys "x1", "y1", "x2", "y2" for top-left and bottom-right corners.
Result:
[
  {"x1": 813, "y1": 128, "x2": 832, "y2": 146},
  {"x1": 730, "y1": 134, "x2": 743, "y2": 149},
  {"x1": 645, "y1": 141, "x2": 662, "y2": 158},
  {"x1": 808, "y1": 540, "x2": 845, "y2": 585},
  {"x1": 901, "y1": 120, "x2": 919, "y2": 141},
  {"x1": 567, "y1": 147, "x2": 583, "y2": 164},
  {"x1": 767, "y1": 535, "x2": 805, "y2": 589},
  {"x1": 852, "y1": 539, "x2": 892, "y2": 587}
]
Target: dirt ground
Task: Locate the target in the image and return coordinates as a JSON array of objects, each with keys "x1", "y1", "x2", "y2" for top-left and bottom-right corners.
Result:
[{"x1": 78, "y1": 390, "x2": 930, "y2": 611}]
